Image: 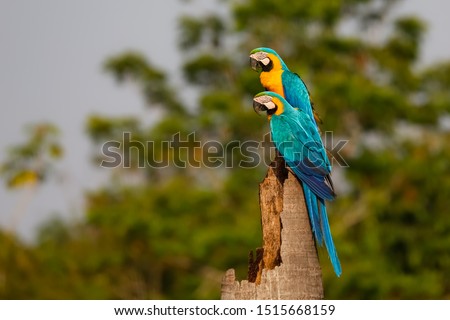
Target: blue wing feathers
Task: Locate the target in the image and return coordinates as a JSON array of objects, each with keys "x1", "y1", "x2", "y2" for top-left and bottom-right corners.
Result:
[
  {"x1": 287, "y1": 159, "x2": 335, "y2": 201},
  {"x1": 281, "y1": 71, "x2": 316, "y2": 126},
  {"x1": 271, "y1": 114, "x2": 333, "y2": 196}
]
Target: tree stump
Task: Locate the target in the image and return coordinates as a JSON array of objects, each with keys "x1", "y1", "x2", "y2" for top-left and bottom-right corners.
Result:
[{"x1": 221, "y1": 156, "x2": 324, "y2": 299}]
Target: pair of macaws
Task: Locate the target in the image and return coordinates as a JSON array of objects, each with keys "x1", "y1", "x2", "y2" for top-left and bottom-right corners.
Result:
[{"x1": 249, "y1": 47, "x2": 341, "y2": 277}]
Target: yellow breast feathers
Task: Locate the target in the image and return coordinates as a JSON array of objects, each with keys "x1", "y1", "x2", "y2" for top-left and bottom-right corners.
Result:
[{"x1": 259, "y1": 53, "x2": 285, "y2": 97}]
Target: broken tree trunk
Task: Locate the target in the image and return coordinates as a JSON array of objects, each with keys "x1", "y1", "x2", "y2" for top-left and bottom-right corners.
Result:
[{"x1": 221, "y1": 156, "x2": 324, "y2": 299}]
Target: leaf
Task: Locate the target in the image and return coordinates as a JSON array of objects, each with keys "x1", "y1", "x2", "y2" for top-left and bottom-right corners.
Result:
[
  {"x1": 49, "y1": 143, "x2": 63, "y2": 159},
  {"x1": 7, "y1": 170, "x2": 38, "y2": 188}
]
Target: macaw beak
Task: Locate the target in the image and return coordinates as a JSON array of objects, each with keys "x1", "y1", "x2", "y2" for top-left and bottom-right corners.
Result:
[
  {"x1": 253, "y1": 100, "x2": 267, "y2": 114},
  {"x1": 249, "y1": 55, "x2": 261, "y2": 71},
  {"x1": 253, "y1": 95, "x2": 275, "y2": 115},
  {"x1": 249, "y1": 52, "x2": 270, "y2": 72}
]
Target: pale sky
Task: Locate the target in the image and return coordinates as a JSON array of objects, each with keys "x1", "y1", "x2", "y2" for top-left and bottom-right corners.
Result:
[{"x1": 1, "y1": 0, "x2": 449, "y2": 242}]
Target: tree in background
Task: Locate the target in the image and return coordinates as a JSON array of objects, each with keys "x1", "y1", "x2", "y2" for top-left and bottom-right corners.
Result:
[
  {"x1": 0, "y1": 123, "x2": 62, "y2": 298},
  {"x1": 1, "y1": 0, "x2": 449, "y2": 299}
]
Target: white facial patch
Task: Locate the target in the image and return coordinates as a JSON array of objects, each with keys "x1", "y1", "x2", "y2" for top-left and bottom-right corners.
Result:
[
  {"x1": 264, "y1": 101, "x2": 277, "y2": 110},
  {"x1": 261, "y1": 57, "x2": 271, "y2": 66}
]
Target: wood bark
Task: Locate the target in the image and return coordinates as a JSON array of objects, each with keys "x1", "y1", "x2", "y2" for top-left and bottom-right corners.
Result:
[{"x1": 221, "y1": 156, "x2": 324, "y2": 299}]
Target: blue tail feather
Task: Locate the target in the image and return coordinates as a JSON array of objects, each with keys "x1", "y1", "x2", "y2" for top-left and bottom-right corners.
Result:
[
  {"x1": 318, "y1": 198, "x2": 342, "y2": 277},
  {"x1": 302, "y1": 184, "x2": 342, "y2": 276},
  {"x1": 302, "y1": 183, "x2": 323, "y2": 245}
]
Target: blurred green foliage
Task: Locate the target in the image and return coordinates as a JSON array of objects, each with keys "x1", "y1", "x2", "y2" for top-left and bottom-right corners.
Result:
[
  {"x1": 1, "y1": 0, "x2": 450, "y2": 299},
  {"x1": 0, "y1": 123, "x2": 62, "y2": 188}
]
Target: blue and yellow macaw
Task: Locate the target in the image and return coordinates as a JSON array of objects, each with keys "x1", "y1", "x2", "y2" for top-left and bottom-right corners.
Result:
[
  {"x1": 253, "y1": 91, "x2": 341, "y2": 277},
  {"x1": 249, "y1": 47, "x2": 321, "y2": 127}
]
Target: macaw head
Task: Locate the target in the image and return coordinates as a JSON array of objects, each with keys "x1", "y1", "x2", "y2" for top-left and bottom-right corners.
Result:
[
  {"x1": 253, "y1": 91, "x2": 293, "y2": 119},
  {"x1": 249, "y1": 47, "x2": 289, "y2": 73}
]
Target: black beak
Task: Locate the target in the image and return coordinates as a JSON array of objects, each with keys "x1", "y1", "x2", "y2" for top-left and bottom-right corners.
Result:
[
  {"x1": 253, "y1": 100, "x2": 267, "y2": 114},
  {"x1": 250, "y1": 56, "x2": 261, "y2": 71},
  {"x1": 253, "y1": 95, "x2": 276, "y2": 116}
]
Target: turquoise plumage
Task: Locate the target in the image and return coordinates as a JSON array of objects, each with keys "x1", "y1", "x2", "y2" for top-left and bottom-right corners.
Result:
[
  {"x1": 250, "y1": 47, "x2": 320, "y2": 127},
  {"x1": 253, "y1": 91, "x2": 341, "y2": 277}
]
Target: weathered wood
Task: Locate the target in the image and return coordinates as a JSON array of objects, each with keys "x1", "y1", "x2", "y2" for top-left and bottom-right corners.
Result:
[
  {"x1": 248, "y1": 156, "x2": 286, "y2": 284},
  {"x1": 221, "y1": 157, "x2": 324, "y2": 299}
]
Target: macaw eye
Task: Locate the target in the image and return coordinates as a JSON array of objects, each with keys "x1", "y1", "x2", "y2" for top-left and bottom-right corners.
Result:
[
  {"x1": 260, "y1": 58, "x2": 273, "y2": 72},
  {"x1": 262, "y1": 100, "x2": 277, "y2": 115},
  {"x1": 266, "y1": 104, "x2": 277, "y2": 115}
]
